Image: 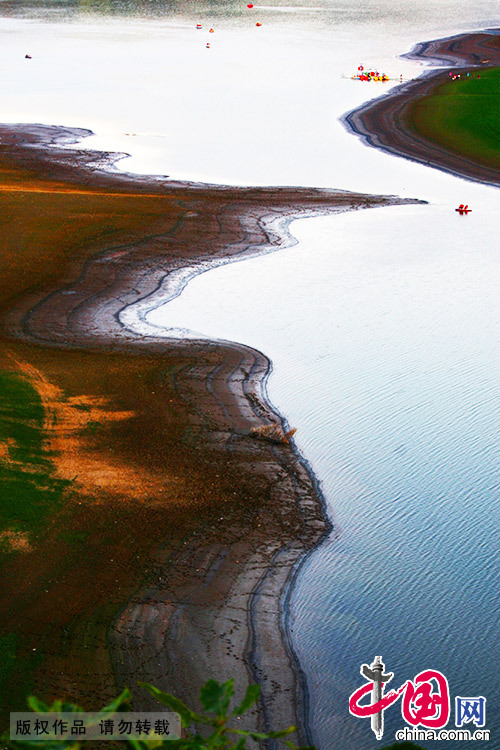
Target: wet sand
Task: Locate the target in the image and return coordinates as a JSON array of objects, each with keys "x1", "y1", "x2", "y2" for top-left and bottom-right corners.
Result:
[
  {"x1": 0, "y1": 123, "x2": 422, "y2": 742},
  {"x1": 343, "y1": 30, "x2": 500, "y2": 187}
]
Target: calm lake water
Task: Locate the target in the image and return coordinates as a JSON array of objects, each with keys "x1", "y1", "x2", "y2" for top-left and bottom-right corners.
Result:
[{"x1": 2, "y1": 1, "x2": 499, "y2": 747}]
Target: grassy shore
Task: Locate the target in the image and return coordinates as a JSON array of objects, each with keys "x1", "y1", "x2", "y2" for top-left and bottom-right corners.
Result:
[
  {"x1": 343, "y1": 30, "x2": 500, "y2": 187},
  {"x1": 409, "y1": 67, "x2": 500, "y2": 170}
]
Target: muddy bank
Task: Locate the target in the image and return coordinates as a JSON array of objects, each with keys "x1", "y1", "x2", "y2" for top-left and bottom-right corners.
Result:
[
  {"x1": 343, "y1": 30, "x2": 500, "y2": 187},
  {"x1": 0, "y1": 124, "x2": 422, "y2": 742}
]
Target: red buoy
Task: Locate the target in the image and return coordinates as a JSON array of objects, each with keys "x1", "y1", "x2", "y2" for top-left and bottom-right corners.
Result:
[{"x1": 247, "y1": 3, "x2": 253, "y2": 6}]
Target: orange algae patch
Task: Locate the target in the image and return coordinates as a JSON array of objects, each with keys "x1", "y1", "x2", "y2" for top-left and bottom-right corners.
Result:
[{"x1": 0, "y1": 530, "x2": 32, "y2": 553}]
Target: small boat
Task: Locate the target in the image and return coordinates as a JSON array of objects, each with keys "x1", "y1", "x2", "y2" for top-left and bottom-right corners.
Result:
[
  {"x1": 351, "y1": 70, "x2": 390, "y2": 82},
  {"x1": 455, "y1": 204, "x2": 472, "y2": 214}
]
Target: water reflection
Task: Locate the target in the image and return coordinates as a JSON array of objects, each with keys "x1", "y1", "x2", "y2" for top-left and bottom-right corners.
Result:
[{"x1": 2, "y1": 0, "x2": 499, "y2": 31}]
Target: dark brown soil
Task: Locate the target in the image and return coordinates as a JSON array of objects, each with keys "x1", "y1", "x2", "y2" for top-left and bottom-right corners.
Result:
[{"x1": 0, "y1": 123, "x2": 421, "y2": 741}]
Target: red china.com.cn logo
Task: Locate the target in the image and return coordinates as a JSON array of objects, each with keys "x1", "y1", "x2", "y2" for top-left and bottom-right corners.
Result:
[{"x1": 349, "y1": 655, "x2": 488, "y2": 742}]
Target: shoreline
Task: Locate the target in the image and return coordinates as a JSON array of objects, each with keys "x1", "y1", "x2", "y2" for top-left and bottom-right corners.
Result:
[
  {"x1": 342, "y1": 29, "x2": 500, "y2": 187},
  {"x1": 0, "y1": 122, "x2": 422, "y2": 742}
]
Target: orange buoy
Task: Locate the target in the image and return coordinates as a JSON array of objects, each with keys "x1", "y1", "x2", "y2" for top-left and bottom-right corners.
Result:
[
  {"x1": 209, "y1": 27, "x2": 214, "y2": 32},
  {"x1": 256, "y1": 21, "x2": 262, "y2": 26}
]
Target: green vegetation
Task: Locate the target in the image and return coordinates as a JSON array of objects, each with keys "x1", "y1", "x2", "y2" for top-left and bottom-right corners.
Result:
[
  {"x1": 410, "y1": 67, "x2": 500, "y2": 168},
  {"x1": 0, "y1": 632, "x2": 40, "y2": 720},
  {"x1": 5, "y1": 679, "x2": 315, "y2": 749},
  {"x1": 0, "y1": 634, "x2": 18, "y2": 702},
  {"x1": 81, "y1": 420, "x2": 105, "y2": 435},
  {"x1": 0, "y1": 369, "x2": 68, "y2": 706},
  {"x1": 0, "y1": 370, "x2": 69, "y2": 544}
]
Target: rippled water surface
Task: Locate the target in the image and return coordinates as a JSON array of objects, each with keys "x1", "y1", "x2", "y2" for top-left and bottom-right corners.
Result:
[
  {"x1": 147, "y1": 200, "x2": 500, "y2": 749},
  {"x1": 2, "y1": 0, "x2": 500, "y2": 747}
]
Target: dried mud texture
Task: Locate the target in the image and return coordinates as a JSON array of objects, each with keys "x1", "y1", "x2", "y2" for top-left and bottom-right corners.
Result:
[
  {"x1": 0, "y1": 123, "x2": 422, "y2": 742},
  {"x1": 343, "y1": 30, "x2": 500, "y2": 187}
]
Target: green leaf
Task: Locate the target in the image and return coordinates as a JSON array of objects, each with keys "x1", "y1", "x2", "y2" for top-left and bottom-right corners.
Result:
[
  {"x1": 101, "y1": 687, "x2": 132, "y2": 712},
  {"x1": 187, "y1": 735, "x2": 211, "y2": 748},
  {"x1": 199, "y1": 679, "x2": 234, "y2": 716},
  {"x1": 7, "y1": 742, "x2": 80, "y2": 750},
  {"x1": 138, "y1": 682, "x2": 195, "y2": 727},
  {"x1": 264, "y1": 726, "x2": 296, "y2": 739},
  {"x1": 130, "y1": 741, "x2": 185, "y2": 750},
  {"x1": 26, "y1": 695, "x2": 50, "y2": 712},
  {"x1": 241, "y1": 725, "x2": 296, "y2": 741},
  {"x1": 27, "y1": 697, "x2": 84, "y2": 714},
  {"x1": 58, "y1": 702, "x2": 83, "y2": 712},
  {"x1": 232, "y1": 730, "x2": 269, "y2": 740},
  {"x1": 125, "y1": 739, "x2": 165, "y2": 750},
  {"x1": 231, "y1": 684, "x2": 260, "y2": 716}
]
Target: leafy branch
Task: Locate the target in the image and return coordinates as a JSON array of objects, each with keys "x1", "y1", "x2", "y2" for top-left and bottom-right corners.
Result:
[{"x1": 5, "y1": 679, "x2": 315, "y2": 750}]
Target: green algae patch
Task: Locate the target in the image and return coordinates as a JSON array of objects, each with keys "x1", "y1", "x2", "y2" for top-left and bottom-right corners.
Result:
[
  {"x1": 409, "y1": 67, "x2": 500, "y2": 169},
  {"x1": 0, "y1": 370, "x2": 68, "y2": 547}
]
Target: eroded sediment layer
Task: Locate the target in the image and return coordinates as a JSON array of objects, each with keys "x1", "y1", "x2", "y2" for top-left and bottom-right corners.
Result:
[
  {"x1": 343, "y1": 30, "x2": 500, "y2": 186},
  {"x1": 0, "y1": 124, "x2": 421, "y2": 742}
]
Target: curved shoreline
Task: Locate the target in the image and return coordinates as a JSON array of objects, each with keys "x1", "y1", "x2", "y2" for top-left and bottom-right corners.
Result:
[
  {"x1": 343, "y1": 29, "x2": 500, "y2": 187},
  {"x1": 0, "y1": 123, "x2": 422, "y2": 742}
]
